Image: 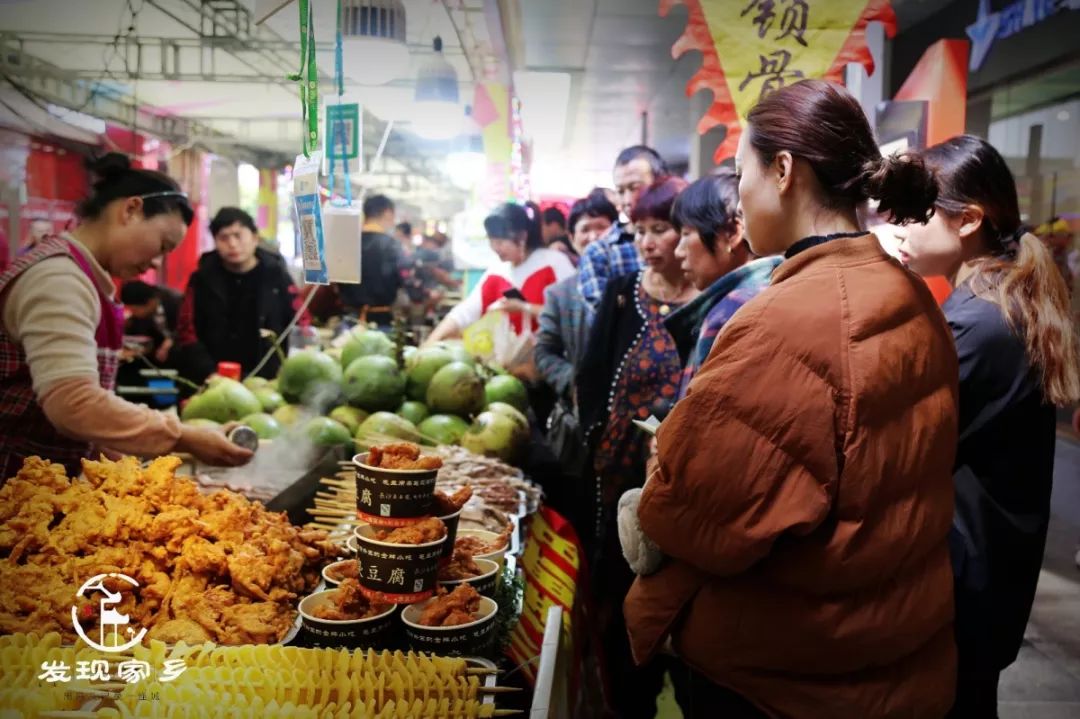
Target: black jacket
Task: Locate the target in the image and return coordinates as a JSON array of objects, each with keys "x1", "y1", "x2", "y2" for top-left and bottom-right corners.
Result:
[
  {"x1": 176, "y1": 246, "x2": 299, "y2": 384},
  {"x1": 337, "y1": 231, "x2": 406, "y2": 310},
  {"x1": 946, "y1": 282, "x2": 1057, "y2": 674},
  {"x1": 576, "y1": 271, "x2": 657, "y2": 441}
]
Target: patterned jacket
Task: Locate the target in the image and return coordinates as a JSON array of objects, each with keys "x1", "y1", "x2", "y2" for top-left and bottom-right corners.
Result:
[{"x1": 664, "y1": 256, "x2": 781, "y2": 399}]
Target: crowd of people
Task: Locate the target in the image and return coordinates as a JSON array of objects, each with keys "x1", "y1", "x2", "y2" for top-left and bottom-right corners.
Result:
[{"x1": 0, "y1": 77, "x2": 1078, "y2": 718}]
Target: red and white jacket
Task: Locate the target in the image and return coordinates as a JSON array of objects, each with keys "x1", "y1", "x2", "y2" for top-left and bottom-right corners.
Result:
[{"x1": 447, "y1": 248, "x2": 575, "y2": 334}]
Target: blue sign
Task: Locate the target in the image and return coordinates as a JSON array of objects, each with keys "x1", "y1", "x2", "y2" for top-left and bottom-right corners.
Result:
[{"x1": 967, "y1": 0, "x2": 1079, "y2": 72}]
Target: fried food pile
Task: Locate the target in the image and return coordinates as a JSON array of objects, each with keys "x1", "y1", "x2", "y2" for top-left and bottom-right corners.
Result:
[
  {"x1": 325, "y1": 559, "x2": 359, "y2": 583},
  {"x1": 366, "y1": 443, "x2": 443, "y2": 471},
  {"x1": 311, "y1": 578, "x2": 389, "y2": 621},
  {"x1": 418, "y1": 585, "x2": 482, "y2": 627},
  {"x1": 374, "y1": 517, "x2": 447, "y2": 545},
  {"x1": 432, "y1": 486, "x2": 473, "y2": 516},
  {"x1": 0, "y1": 456, "x2": 338, "y2": 645},
  {"x1": 454, "y1": 527, "x2": 511, "y2": 557},
  {"x1": 438, "y1": 550, "x2": 483, "y2": 581}
]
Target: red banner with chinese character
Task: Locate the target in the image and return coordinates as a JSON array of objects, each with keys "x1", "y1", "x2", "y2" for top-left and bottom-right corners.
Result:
[{"x1": 662, "y1": 0, "x2": 897, "y2": 161}]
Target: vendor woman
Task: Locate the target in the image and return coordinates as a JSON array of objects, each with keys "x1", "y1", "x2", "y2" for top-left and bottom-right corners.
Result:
[
  {"x1": 425, "y1": 202, "x2": 575, "y2": 345},
  {"x1": 0, "y1": 153, "x2": 253, "y2": 479}
]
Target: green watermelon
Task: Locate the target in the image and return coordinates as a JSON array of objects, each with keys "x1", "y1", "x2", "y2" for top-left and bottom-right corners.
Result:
[
  {"x1": 405, "y1": 347, "x2": 455, "y2": 401},
  {"x1": 342, "y1": 355, "x2": 406, "y2": 411},
  {"x1": 241, "y1": 412, "x2": 282, "y2": 440},
  {"x1": 484, "y1": 375, "x2": 528, "y2": 413},
  {"x1": 417, "y1": 414, "x2": 471, "y2": 446},
  {"x1": 426, "y1": 362, "x2": 485, "y2": 417},
  {"x1": 278, "y1": 351, "x2": 342, "y2": 408},
  {"x1": 357, "y1": 412, "x2": 420, "y2": 442},
  {"x1": 341, "y1": 329, "x2": 395, "y2": 368},
  {"x1": 396, "y1": 401, "x2": 430, "y2": 426},
  {"x1": 329, "y1": 406, "x2": 370, "y2": 435},
  {"x1": 303, "y1": 417, "x2": 353, "y2": 447}
]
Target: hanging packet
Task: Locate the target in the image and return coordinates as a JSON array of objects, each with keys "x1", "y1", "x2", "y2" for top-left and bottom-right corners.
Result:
[{"x1": 293, "y1": 151, "x2": 328, "y2": 285}]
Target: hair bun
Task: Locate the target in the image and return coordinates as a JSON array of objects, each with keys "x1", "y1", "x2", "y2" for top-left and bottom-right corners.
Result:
[
  {"x1": 861, "y1": 152, "x2": 938, "y2": 225},
  {"x1": 87, "y1": 152, "x2": 133, "y2": 180}
]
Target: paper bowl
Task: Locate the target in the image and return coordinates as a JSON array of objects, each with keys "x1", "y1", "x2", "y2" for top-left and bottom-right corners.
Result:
[
  {"x1": 400, "y1": 596, "x2": 498, "y2": 656},
  {"x1": 353, "y1": 452, "x2": 439, "y2": 526},
  {"x1": 298, "y1": 590, "x2": 396, "y2": 649},
  {"x1": 352, "y1": 524, "x2": 446, "y2": 603},
  {"x1": 322, "y1": 559, "x2": 358, "y2": 588},
  {"x1": 437, "y1": 558, "x2": 500, "y2": 598},
  {"x1": 436, "y1": 507, "x2": 463, "y2": 561},
  {"x1": 454, "y1": 529, "x2": 510, "y2": 568}
]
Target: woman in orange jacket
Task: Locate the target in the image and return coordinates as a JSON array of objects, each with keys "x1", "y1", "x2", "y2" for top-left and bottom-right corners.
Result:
[{"x1": 622, "y1": 80, "x2": 960, "y2": 718}]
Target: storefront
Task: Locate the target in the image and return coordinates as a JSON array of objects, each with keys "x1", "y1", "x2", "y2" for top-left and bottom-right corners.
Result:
[{"x1": 890, "y1": 0, "x2": 1080, "y2": 228}]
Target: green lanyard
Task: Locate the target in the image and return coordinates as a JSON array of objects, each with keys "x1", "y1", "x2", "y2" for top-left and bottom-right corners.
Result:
[{"x1": 287, "y1": 0, "x2": 318, "y2": 157}]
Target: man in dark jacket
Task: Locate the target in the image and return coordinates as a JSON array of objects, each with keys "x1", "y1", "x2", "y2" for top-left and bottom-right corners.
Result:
[
  {"x1": 175, "y1": 207, "x2": 303, "y2": 385},
  {"x1": 337, "y1": 194, "x2": 407, "y2": 327}
]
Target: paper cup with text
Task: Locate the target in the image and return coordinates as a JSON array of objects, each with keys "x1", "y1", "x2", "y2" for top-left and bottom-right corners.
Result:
[
  {"x1": 437, "y1": 557, "x2": 500, "y2": 598},
  {"x1": 400, "y1": 596, "x2": 498, "y2": 656},
  {"x1": 298, "y1": 590, "x2": 397, "y2": 649},
  {"x1": 352, "y1": 524, "x2": 446, "y2": 604},
  {"x1": 353, "y1": 452, "x2": 439, "y2": 526}
]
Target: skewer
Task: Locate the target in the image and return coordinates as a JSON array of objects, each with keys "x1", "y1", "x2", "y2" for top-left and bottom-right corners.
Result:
[
  {"x1": 493, "y1": 710, "x2": 524, "y2": 717},
  {"x1": 309, "y1": 508, "x2": 355, "y2": 518},
  {"x1": 477, "y1": 686, "x2": 522, "y2": 694},
  {"x1": 319, "y1": 477, "x2": 352, "y2": 488},
  {"x1": 466, "y1": 668, "x2": 500, "y2": 676}
]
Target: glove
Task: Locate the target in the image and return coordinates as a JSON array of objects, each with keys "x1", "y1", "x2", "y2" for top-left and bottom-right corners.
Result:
[{"x1": 618, "y1": 488, "x2": 664, "y2": 576}]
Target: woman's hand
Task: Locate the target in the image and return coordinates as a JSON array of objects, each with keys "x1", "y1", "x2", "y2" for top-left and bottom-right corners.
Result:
[{"x1": 176, "y1": 425, "x2": 254, "y2": 467}]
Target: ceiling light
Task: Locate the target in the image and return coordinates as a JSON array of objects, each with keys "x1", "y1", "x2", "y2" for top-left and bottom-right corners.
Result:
[
  {"x1": 1057, "y1": 110, "x2": 1071, "y2": 122},
  {"x1": 412, "y1": 36, "x2": 463, "y2": 140},
  {"x1": 341, "y1": 0, "x2": 409, "y2": 86}
]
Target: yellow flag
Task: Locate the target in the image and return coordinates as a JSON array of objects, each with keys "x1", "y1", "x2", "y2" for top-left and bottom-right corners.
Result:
[{"x1": 662, "y1": 0, "x2": 897, "y2": 160}]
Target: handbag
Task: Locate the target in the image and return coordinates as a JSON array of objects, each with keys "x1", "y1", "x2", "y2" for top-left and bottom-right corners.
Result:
[{"x1": 546, "y1": 399, "x2": 588, "y2": 478}]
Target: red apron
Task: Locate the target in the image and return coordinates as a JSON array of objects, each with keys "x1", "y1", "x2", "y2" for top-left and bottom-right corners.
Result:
[{"x1": 0, "y1": 236, "x2": 123, "y2": 480}]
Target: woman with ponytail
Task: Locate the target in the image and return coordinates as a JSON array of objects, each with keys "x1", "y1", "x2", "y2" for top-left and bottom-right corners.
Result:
[
  {"x1": 621, "y1": 80, "x2": 959, "y2": 718},
  {"x1": 426, "y1": 201, "x2": 575, "y2": 345},
  {"x1": 0, "y1": 153, "x2": 252, "y2": 479},
  {"x1": 897, "y1": 134, "x2": 1080, "y2": 717}
]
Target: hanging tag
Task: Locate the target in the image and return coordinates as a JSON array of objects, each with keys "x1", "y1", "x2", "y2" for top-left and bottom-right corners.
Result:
[
  {"x1": 294, "y1": 151, "x2": 329, "y2": 285},
  {"x1": 323, "y1": 202, "x2": 362, "y2": 284},
  {"x1": 322, "y1": 95, "x2": 363, "y2": 177}
]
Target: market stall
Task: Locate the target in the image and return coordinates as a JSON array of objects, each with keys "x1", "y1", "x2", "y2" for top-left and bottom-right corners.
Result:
[{"x1": 0, "y1": 318, "x2": 578, "y2": 717}]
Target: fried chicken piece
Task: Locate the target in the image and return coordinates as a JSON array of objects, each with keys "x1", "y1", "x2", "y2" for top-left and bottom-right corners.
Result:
[
  {"x1": 220, "y1": 600, "x2": 295, "y2": 644},
  {"x1": 418, "y1": 584, "x2": 482, "y2": 627},
  {"x1": 367, "y1": 442, "x2": 443, "y2": 470},
  {"x1": 311, "y1": 578, "x2": 387, "y2": 621},
  {"x1": 148, "y1": 618, "x2": 212, "y2": 644},
  {"x1": 0, "y1": 455, "x2": 333, "y2": 647},
  {"x1": 433, "y1": 485, "x2": 473, "y2": 516},
  {"x1": 374, "y1": 517, "x2": 447, "y2": 545},
  {"x1": 325, "y1": 560, "x2": 359, "y2": 583},
  {"x1": 455, "y1": 526, "x2": 511, "y2": 556},
  {"x1": 438, "y1": 549, "x2": 482, "y2": 581}
]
